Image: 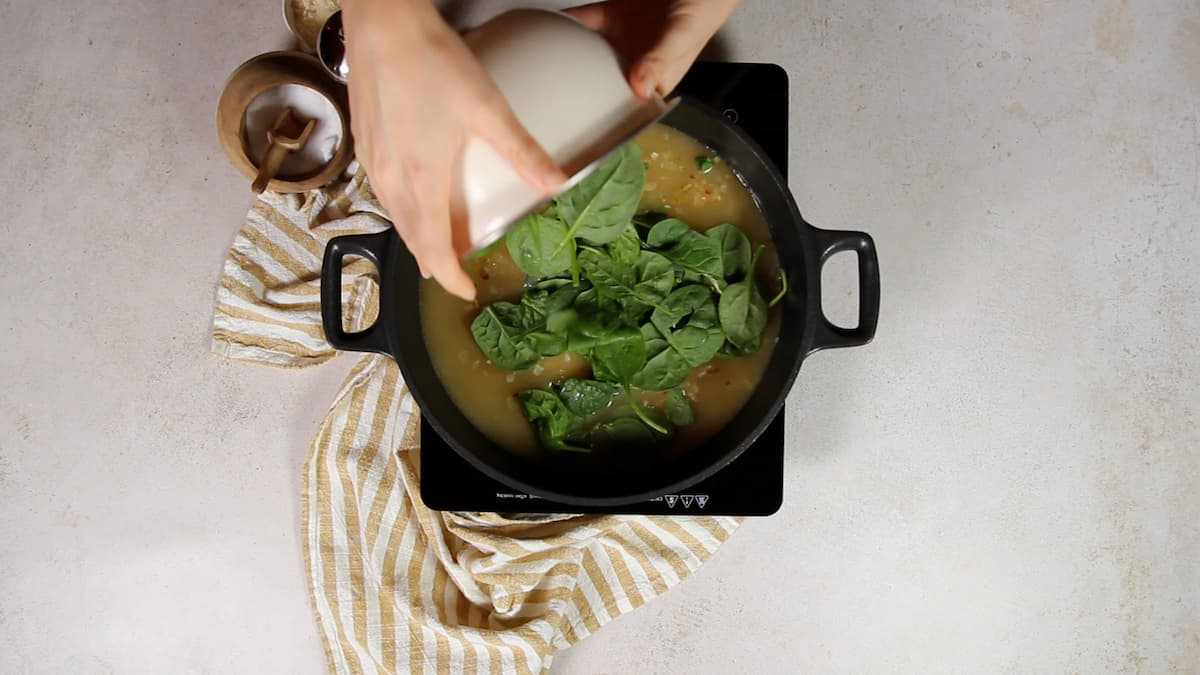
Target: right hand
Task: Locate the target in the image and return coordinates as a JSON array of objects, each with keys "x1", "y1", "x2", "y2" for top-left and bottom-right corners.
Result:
[
  {"x1": 565, "y1": 0, "x2": 741, "y2": 99},
  {"x1": 340, "y1": 0, "x2": 567, "y2": 301}
]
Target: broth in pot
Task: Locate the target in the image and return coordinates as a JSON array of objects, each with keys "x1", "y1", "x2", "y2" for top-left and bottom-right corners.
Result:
[{"x1": 420, "y1": 124, "x2": 782, "y2": 458}]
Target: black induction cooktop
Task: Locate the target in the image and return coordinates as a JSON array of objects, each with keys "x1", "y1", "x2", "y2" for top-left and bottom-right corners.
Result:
[{"x1": 420, "y1": 62, "x2": 790, "y2": 516}]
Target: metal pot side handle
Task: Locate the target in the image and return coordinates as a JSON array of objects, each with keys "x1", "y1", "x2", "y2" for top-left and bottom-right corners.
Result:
[
  {"x1": 319, "y1": 230, "x2": 394, "y2": 355},
  {"x1": 807, "y1": 227, "x2": 881, "y2": 353}
]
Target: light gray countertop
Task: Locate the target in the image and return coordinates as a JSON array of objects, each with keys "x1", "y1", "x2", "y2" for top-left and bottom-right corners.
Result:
[{"x1": 2, "y1": 1, "x2": 1197, "y2": 672}]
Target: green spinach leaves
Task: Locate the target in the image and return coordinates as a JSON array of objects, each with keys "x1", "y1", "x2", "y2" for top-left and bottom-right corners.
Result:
[
  {"x1": 554, "y1": 142, "x2": 645, "y2": 248},
  {"x1": 505, "y1": 212, "x2": 574, "y2": 278},
  {"x1": 718, "y1": 248, "x2": 769, "y2": 355},
  {"x1": 471, "y1": 141, "x2": 781, "y2": 453}
]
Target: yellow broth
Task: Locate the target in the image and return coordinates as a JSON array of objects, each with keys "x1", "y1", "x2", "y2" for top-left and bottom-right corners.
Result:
[{"x1": 419, "y1": 124, "x2": 782, "y2": 458}]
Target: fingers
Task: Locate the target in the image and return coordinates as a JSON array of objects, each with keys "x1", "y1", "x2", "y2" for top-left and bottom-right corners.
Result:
[
  {"x1": 423, "y1": 236, "x2": 476, "y2": 301},
  {"x1": 376, "y1": 178, "x2": 432, "y2": 278},
  {"x1": 635, "y1": 1, "x2": 742, "y2": 97},
  {"x1": 364, "y1": 146, "x2": 474, "y2": 299},
  {"x1": 338, "y1": 1, "x2": 479, "y2": 301},
  {"x1": 384, "y1": 179, "x2": 475, "y2": 299},
  {"x1": 628, "y1": 60, "x2": 661, "y2": 99},
  {"x1": 631, "y1": 18, "x2": 701, "y2": 98},
  {"x1": 345, "y1": 81, "x2": 471, "y2": 295},
  {"x1": 472, "y1": 94, "x2": 567, "y2": 194},
  {"x1": 410, "y1": 166, "x2": 477, "y2": 301}
]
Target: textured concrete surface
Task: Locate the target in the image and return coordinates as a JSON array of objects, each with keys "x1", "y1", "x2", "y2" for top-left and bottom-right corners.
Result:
[{"x1": 1, "y1": 0, "x2": 1198, "y2": 673}]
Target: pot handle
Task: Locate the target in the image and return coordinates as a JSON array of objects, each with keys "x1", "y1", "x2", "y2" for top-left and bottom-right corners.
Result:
[
  {"x1": 320, "y1": 230, "x2": 393, "y2": 355},
  {"x1": 807, "y1": 228, "x2": 880, "y2": 352}
]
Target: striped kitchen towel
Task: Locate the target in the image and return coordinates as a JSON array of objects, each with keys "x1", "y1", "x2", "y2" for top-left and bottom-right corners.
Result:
[{"x1": 211, "y1": 164, "x2": 742, "y2": 674}]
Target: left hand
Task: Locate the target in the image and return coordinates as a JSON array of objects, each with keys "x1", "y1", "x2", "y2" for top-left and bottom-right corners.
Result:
[{"x1": 564, "y1": 0, "x2": 742, "y2": 99}]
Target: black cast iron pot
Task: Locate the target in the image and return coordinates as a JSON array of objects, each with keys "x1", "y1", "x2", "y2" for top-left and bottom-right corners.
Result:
[{"x1": 320, "y1": 99, "x2": 880, "y2": 507}]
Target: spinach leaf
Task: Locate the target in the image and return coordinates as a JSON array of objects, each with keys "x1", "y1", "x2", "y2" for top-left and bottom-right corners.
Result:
[
  {"x1": 519, "y1": 283, "x2": 576, "y2": 322},
  {"x1": 591, "y1": 326, "x2": 647, "y2": 385},
  {"x1": 768, "y1": 267, "x2": 789, "y2": 307},
  {"x1": 646, "y1": 218, "x2": 691, "y2": 247},
  {"x1": 633, "y1": 400, "x2": 672, "y2": 435},
  {"x1": 633, "y1": 211, "x2": 669, "y2": 230},
  {"x1": 470, "y1": 289, "x2": 574, "y2": 367},
  {"x1": 519, "y1": 288, "x2": 550, "y2": 319},
  {"x1": 591, "y1": 417, "x2": 657, "y2": 450},
  {"x1": 607, "y1": 223, "x2": 642, "y2": 267},
  {"x1": 669, "y1": 325, "x2": 724, "y2": 369},
  {"x1": 718, "y1": 247, "x2": 769, "y2": 354},
  {"x1": 632, "y1": 322, "x2": 694, "y2": 390},
  {"x1": 573, "y1": 260, "x2": 622, "y2": 310},
  {"x1": 518, "y1": 389, "x2": 589, "y2": 452},
  {"x1": 578, "y1": 248, "x2": 673, "y2": 316},
  {"x1": 567, "y1": 331, "x2": 596, "y2": 358},
  {"x1": 651, "y1": 284, "x2": 715, "y2": 334},
  {"x1": 554, "y1": 142, "x2": 645, "y2": 249},
  {"x1": 631, "y1": 250, "x2": 676, "y2": 307},
  {"x1": 556, "y1": 378, "x2": 619, "y2": 416},
  {"x1": 651, "y1": 285, "x2": 724, "y2": 367},
  {"x1": 527, "y1": 330, "x2": 566, "y2": 357},
  {"x1": 717, "y1": 341, "x2": 741, "y2": 358},
  {"x1": 546, "y1": 307, "x2": 577, "y2": 335},
  {"x1": 525, "y1": 284, "x2": 581, "y2": 340},
  {"x1": 565, "y1": 295, "x2": 623, "y2": 357},
  {"x1": 695, "y1": 155, "x2": 714, "y2": 173},
  {"x1": 571, "y1": 286, "x2": 600, "y2": 315},
  {"x1": 598, "y1": 397, "x2": 672, "y2": 440},
  {"x1": 619, "y1": 396, "x2": 676, "y2": 432},
  {"x1": 527, "y1": 276, "x2": 571, "y2": 293},
  {"x1": 563, "y1": 294, "x2": 597, "y2": 354},
  {"x1": 522, "y1": 379, "x2": 669, "y2": 454},
  {"x1": 506, "y1": 212, "x2": 575, "y2": 278},
  {"x1": 470, "y1": 302, "x2": 542, "y2": 370},
  {"x1": 664, "y1": 389, "x2": 695, "y2": 425},
  {"x1": 705, "y1": 223, "x2": 752, "y2": 280},
  {"x1": 651, "y1": 226, "x2": 725, "y2": 290},
  {"x1": 578, "y1": 247, "x2": 633, "y2": 296},
  {"x1": 545, "y1": 283, "x2": 583, "y2": 313}
]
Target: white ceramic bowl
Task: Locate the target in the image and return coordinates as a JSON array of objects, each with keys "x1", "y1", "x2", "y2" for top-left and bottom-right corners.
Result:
[{"x1": 457, "y1": 8, "x2": 677, "y2": 252}]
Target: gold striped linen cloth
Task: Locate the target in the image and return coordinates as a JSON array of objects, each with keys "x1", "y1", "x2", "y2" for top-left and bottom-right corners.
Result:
[{"x1": 211, "y1": 165, "x2": 743, "y2": 674}]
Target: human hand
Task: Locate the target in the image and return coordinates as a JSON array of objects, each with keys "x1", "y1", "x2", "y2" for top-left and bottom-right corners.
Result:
[
  {"x1": 564, "y1": 0, "x2": 742, "y2": 99},
  {"x1": 340, "y1": 0, "x2": 567, "y2": 301}
]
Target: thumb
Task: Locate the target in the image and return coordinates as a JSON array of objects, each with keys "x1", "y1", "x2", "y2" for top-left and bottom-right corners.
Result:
[{"x1": 632, "y1": 4, "x2": 738, "y2": 98}]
